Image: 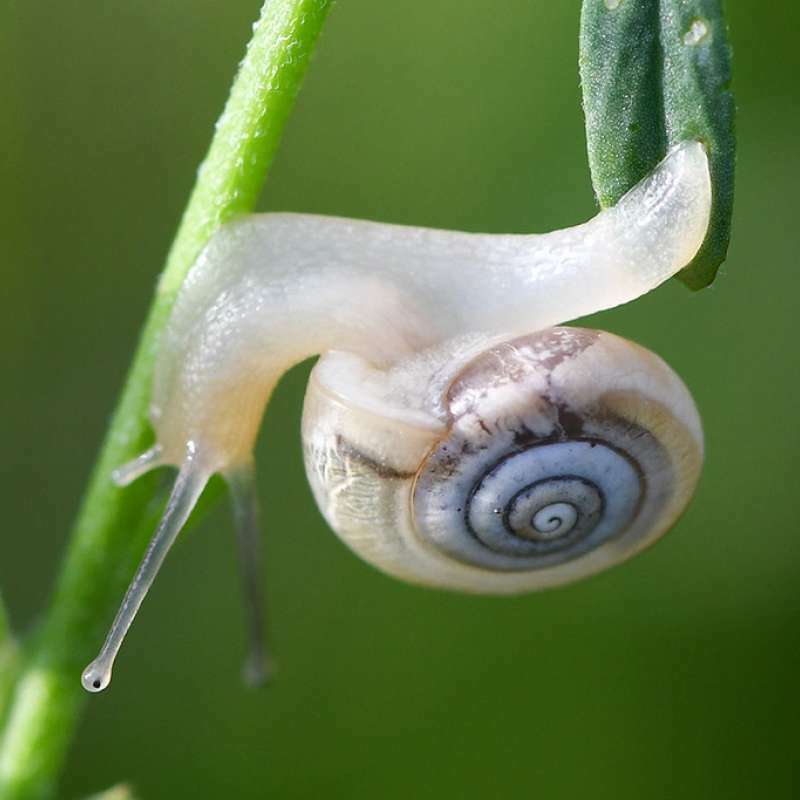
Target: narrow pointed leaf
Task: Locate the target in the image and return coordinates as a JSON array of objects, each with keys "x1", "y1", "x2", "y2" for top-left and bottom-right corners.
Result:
[{"x1": 580, "y1": 0, "x2": 735, "y2": 289}]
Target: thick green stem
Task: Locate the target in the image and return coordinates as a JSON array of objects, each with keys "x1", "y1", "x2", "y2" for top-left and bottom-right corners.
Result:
[{"x1": 0, "y1": 1, "x2": 331, "y2": 796}]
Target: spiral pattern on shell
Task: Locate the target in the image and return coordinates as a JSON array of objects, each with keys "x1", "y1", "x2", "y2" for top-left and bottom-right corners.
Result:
[{"x1": 412, "y1": 328, "x2": 702, "y2": 576}]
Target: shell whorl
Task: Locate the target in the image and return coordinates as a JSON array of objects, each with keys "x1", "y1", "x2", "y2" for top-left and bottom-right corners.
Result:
[
  {"x1": 417, "y1": 441, "x2": 642, "y2": 570},
  {"x1": 302, "y1": 327, "x2": 703, "y2": 594}
]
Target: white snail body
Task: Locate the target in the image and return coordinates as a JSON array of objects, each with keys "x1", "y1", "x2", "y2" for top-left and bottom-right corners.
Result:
[{"x1": 82, "y1": 141, "x2": 711, "y2": 692}]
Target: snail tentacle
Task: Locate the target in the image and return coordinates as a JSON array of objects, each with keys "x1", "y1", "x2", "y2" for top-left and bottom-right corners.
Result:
[
  {"x1": 225, "y1": 460, "x2": 272, "y2": 686},
  {"x1": 82, "y1": 446, "x2": 210, "y2": 692}
]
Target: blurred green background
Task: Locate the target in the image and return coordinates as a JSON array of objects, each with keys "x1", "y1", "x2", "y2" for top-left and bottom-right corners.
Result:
[{"x1": 2, "y1": 1, "x2": 798, "y2": 797}]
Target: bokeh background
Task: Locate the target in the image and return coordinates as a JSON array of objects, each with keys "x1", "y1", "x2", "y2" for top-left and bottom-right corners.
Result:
[{"x1": 2, "y1": 1, "x2": 798, "y2": 797}]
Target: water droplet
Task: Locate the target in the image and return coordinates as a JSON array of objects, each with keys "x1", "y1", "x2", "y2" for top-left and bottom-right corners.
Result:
[
  {"x1": 604, "y1": 0, "x2": 622, "y2": 9},
  {"x1": 683, "y1": 18, "x2": 709, "y2": 46}
]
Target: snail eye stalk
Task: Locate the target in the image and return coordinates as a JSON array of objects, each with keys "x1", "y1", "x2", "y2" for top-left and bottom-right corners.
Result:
[
  {"x1": 82, "y1": 452, "x2": 210, "y2": 693},
  {"x1": 83, "y1": 450, "x2": 271, "y2": 693}
]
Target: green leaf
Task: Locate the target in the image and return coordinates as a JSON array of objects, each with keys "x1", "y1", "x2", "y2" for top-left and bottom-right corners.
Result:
[{"x1": 580, "y1": 0, "x2": 735, "y2": 289}]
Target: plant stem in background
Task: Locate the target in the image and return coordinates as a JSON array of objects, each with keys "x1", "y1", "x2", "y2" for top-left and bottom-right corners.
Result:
[
  {"x1": 0, "y1": 592, "x2": 19, "y2": 725},
  {"x1": 82, "y1": 785, "x2": 137, "y2": 800},
  {"x1": 0, "y1": 1, "x2": 332, "y2": 796}
]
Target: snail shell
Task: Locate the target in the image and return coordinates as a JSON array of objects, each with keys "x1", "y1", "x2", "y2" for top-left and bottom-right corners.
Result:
[{"x1": 303, "y1": 327, "x2": 702, "y2": 593}]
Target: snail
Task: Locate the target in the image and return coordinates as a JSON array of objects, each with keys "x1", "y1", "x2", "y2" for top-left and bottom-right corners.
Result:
[{"x1": 82, "y1": 140, "x2": 710, "y2": 692}]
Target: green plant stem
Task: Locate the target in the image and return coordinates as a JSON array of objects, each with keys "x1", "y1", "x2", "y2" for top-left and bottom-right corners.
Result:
[
  {"x1": 82, "y1": 785, "x2": 137, "y2": 800},
  {"x1": 0, "y1": 2, "x2": 331, "y2": 796},
  {"x1": 0, "y1": 593, "x2": 10, "y2": 650},
  {"x1": 0, "y1": 592, "x2": 19, "y2": 725}
]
